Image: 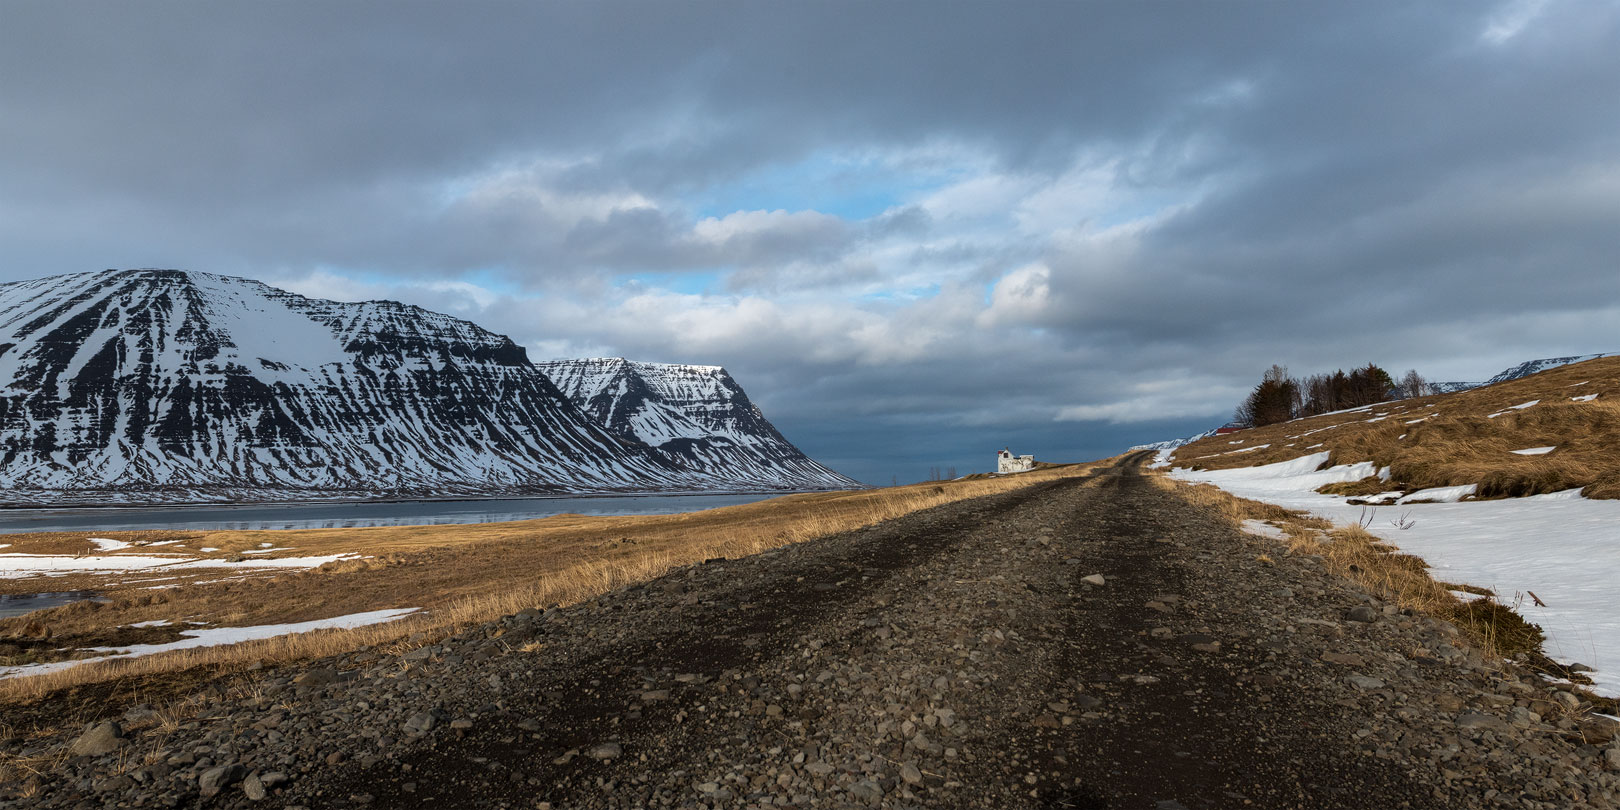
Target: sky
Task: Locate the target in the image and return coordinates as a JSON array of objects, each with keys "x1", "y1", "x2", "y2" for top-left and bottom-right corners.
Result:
[{"x1": 2, "y1": 1, "x2": 1617, "y2": 485}]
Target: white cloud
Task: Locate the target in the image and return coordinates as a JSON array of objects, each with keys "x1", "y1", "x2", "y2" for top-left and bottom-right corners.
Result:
[
  {"x1": 978, "y1": 263, "x2": 1051, "y2": 327},
  {"x1": 1481, "y1": 0, "x2": 1551, "y2": 44}
]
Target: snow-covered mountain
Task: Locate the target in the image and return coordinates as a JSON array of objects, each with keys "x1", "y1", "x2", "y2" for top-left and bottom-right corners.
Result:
[
  {"x1": 1128, "y1": 429, "x2": 1217, "y2": 453},
  {"x1": 1431, "y1": 353, "x2": 1612, "y2": 394},
  {"x1": 537, "y1": 358, "x2": 860, "y2": 490},
  {"x1": 0, "y1": 269, "x2": 854, "y2": 504}
]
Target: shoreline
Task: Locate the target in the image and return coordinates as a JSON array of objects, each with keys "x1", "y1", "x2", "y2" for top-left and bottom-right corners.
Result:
[{"x1": 0, "y1": 485, "x2": 867, "y2": 514}]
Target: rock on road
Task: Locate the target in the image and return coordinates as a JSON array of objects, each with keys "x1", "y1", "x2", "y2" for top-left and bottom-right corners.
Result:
[{"x1": 16, "y1": 454, "x2": 1620, "y2": 809}]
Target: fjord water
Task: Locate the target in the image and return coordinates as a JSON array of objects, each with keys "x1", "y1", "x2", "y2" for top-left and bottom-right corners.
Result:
[{"x1": 0, "y1": 493, "x2": 778, "y2": 534}]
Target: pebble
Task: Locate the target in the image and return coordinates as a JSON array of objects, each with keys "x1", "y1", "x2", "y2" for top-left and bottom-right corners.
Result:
[{"x1": 69, "y1": 720, "x2": 126, "y2": 757}]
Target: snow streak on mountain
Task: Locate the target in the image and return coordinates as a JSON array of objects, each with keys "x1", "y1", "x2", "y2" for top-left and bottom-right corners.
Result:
[
  {"x1": 0, "y1": 269, "x2": 855, "y2": 504},
  {"x1": 1433, "y1": 353, "x2": 1613, "y2": 394},
  {"x1": 537, "y1": 358, "x2": 861, "y2": 490}
]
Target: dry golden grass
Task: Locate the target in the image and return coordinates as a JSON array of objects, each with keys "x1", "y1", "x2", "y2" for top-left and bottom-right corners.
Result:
[
  {"x1": 1155, "y1": 476, "x2": 1604, "y2": 694},
  {"x1": 0, "y1": 461, "x2": 1105, "y2": 703},
  {"x1": 1173, "y1": 356, "x2": 1620, "y2": 499}
]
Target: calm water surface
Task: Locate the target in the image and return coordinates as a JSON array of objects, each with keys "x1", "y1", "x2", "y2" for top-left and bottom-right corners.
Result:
[
  {"x1": 0, "y1": 493, "x2": 780, "y2": 534},
  {"x1": 0, "y1": 591, "x2": 106, "y2": 619}
]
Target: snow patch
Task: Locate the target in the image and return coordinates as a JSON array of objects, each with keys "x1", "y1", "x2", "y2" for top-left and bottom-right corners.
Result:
[
  {"x1": 0, "y1": 552, "x2": 360, "y2": 579},
  {"x1": 1488, "y1": 400, "x2": 1540, "y2": 419},
  {"x1": 1398, "y1": 484, "x2": 1477, "y2": 504},
  {"x1": 1172, "y1": 456, "x2": 1620, "y2": 695},
  {"x1": 1511, "y1": 446, "x2": 1557, "y2": 456},
  {"x1": 87, "y1": 537, "x2": 131, "y2": 551},
  {"x1": 0, "y1": 608, "x2": 419, "y2": 679},
  {"x1": 1240, "y1": 520, "x2": 1288, "y2": 540}
]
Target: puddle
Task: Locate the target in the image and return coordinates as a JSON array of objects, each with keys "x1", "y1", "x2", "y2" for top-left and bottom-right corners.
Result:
[{"x1": 0, "y1": 591, "x2": 106, "y2": 619}]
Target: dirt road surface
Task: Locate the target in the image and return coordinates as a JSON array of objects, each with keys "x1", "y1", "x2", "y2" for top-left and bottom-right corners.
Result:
[{"x1": 11, "y1": 454, "x2": 1619, "y2": 808}]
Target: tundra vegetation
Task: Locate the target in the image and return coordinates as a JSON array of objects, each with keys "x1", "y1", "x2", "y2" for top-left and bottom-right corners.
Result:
[
  {"x1": 0, "y1": 461, "x2": 1103, "y2": 703},
  {"x1": 1183, "y1": 356, "x2": 1620, "y2": 500}
]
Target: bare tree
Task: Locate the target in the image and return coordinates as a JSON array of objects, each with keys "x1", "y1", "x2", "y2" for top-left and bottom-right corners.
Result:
[{"x1": 1397, "y1": 369, "x2": 1430, "y2": 399}]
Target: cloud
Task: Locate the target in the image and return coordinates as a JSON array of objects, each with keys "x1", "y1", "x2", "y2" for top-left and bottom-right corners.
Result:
[{"x1": 0, "y1": 1, "x2": 1617, "y2": 483}]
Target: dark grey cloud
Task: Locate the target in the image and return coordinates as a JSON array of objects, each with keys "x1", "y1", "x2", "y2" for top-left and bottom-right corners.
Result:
[{"x1": 2, "y1": 1, "x2": 1618, "y2": 483}]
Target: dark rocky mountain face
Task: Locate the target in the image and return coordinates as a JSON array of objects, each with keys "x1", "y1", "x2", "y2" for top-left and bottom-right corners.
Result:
[
  {"x1": 0, "y1": 269, "x2": 854, "y2": 504},
  {"x1": 538, "y1": 358, "x2": 861, "y2": 490}
]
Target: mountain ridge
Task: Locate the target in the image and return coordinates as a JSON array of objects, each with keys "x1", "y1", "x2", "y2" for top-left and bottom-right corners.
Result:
[
  {"x1": 537, "y1": 357, "x2": 860, "y2": 490},
  {"x1": 0, "y1": 268, "x2": 855, "y2": 504}
]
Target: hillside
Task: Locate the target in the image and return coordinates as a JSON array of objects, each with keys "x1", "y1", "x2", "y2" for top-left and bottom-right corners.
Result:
[
  {"x1": 0, "y1": 269, "x2": 853, "y2": 504},
  {"x1": 1172, "y1": 356, "x2": 1620, "y2": 499}
]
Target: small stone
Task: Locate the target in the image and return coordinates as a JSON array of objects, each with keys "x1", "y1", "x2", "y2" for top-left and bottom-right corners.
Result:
[
  {"x1": 293, "y1": 667, "x2": 339, "y2": 687},
  {"x1": 1605, "y1": 747, "x2": 1620, "y2": 770},
  {"x1": 849, "y1": 780, "x2": 884, "y2": 802},
  {"x1": 403, "y1": 711, "x2": 439, "y2": 734},
  {"x1": 900, "y1": 762, "x2": 923, "y2": 785},
  {"x1": 587, "y1": 742, "x2": 622, "y2": 760},
  {"x1": 1345, "y1": 674, "x2": 1385, "y2": 690},
  {"x1": 450, "y1": 719, "x2": 474, "y2": 730},
  {"x1": 639, "y1": 690, "x2": 670, "y2": 702},
  {"x1": 242, "y1": 773, "x2": 267, "y2": 801},
  {"x1": 70, "y1": 720, "x2": 126, "y2": 757},
  {"x1": 198, "y1": 764, "x2": 245, "y2": 798},
  {"x1": 1457, "y1": 713, "x2": 1507, "y2": 731},
  {"x1": 1346, "y1": 606, "x2": 1378, "y2": 623},
  {"x1": 805, "y1": 761, "x2": 836, "y2": 776},
  {"x1": 1081, "y1": 574, "x2": 1106, "y2": 586},
  {"x1": 1322, "y1": 652, "x2": 1365, "y2": 667}
]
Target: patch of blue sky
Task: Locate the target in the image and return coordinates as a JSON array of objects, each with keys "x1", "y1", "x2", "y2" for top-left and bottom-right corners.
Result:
[
  {"x1": 860, "y1": 282, "x2": 940, "y2": 304},
  {"x1": 617, "y1": 270, "x2": 723, "y2": 296},
  {"x1": 686, "y1": 150, "x2": 964, "y2": 222}
]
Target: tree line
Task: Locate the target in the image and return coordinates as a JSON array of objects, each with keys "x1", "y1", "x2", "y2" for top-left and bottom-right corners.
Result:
[{"x1": 1233, "y1": 364, "x2": 1430, "y2": 428}]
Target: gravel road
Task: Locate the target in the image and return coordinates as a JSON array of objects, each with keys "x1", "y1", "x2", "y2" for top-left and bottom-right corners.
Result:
[{"x1": 9, "y1": 453, "x2": 1619, "y2": 808}]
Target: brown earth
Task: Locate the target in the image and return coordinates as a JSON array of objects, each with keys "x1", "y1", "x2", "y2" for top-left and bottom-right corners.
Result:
[
  {"x1": 5, "y1": 453, "x2": 1618, "y2": 808},
  {"x1": 1174, "y1": 356, "x2": 1620, "y2": 500}
]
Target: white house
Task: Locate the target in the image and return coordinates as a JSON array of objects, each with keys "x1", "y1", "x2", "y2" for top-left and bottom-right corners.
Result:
[{"x1": 996, "y1": 448, "x2": 1035, "y2": 473}]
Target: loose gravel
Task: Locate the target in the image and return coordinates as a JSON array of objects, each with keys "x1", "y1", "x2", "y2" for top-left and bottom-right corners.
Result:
[{"x1": 6, "y1": 454, "x2": 1619, "y2": 808}]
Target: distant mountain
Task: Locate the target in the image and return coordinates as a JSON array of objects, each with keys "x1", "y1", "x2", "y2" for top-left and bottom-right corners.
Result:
[
  {"x1": 1431, "y1": 353, "x2": 1612, "y2": 394},
  {"x1": 1128, "y1": 429, "x2": 1217, "y2": 453},
  {"x1": 0, "y1": 269, "x2": 855, "y2": 504},
  {"x1": 537, "y1": 358, "x2": 860, "y2": 490}
]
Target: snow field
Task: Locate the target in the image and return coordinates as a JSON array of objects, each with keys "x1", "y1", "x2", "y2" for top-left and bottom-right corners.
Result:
[{"x1": 1173, "y1": 455, "x2": 1620, "y2": 695}]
